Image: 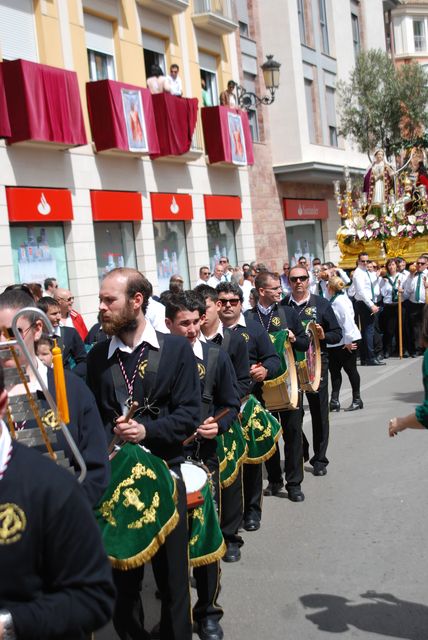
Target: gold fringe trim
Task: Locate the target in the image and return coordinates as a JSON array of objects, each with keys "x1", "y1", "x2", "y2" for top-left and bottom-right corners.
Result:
[
  {"x1": 109, "y1": 507, "x2": 180, "y2": 571},
  {"x1": 263, "y1": 370, "x2": 288, "y2": 389},
  {"x1": 218, "y1": 455, "x2": 227, "y2": 473},
  {"x1": 190, "y1": 539, "x2": 227, "y2": 568},
  {"x1": 220, "y1": 445, "x2": 247, "y2": 488},
  {"x1": 244, "y1": 426, "x2": 282, "y2": 464}
]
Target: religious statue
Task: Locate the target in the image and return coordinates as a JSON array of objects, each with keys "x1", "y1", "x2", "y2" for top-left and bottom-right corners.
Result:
[{"x1": 363, "y1": 148, "x2": 394, "y2": 209}]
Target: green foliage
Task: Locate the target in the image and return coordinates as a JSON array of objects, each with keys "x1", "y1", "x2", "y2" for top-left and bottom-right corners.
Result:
[{"x1": 337, "y1": 49, "x2": 428, "y2": 156}]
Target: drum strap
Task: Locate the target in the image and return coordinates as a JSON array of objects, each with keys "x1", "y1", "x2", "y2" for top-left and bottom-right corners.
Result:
[
  {"x1": 220, "y1": 329, "x2": 232, "y2": 354},
  {"x1": 277, "y1": 306, "x2": 289, "y2": 330},
  {"x1": 201, "y1": 345, "x2": 220, "y2": 421}
]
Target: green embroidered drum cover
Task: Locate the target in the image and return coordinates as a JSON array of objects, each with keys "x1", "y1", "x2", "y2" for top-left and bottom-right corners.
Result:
[
  {"x1": 216, "y1": 418, "x2": 247, "y2": 488},
  {"x1": 96, "y1": 443, "x2": 179, "y2": 570},
  {"x1": 268, "y1": 329, "x2": 288, "y2": 375},
  {"x1": 241, "y1": 394, "x2": 281, "y2": 463},
  {"x1": 189, "y1": 480, "x2": 226, "y2": 567}
]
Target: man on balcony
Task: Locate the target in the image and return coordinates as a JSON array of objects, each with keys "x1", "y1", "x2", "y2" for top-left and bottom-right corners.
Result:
[
  {"x1": 220, "y1": 80, "x2": 237, "y2": 107},
  {"x1": 167, "y1": 64, "x2": 183, "y2": 97}
]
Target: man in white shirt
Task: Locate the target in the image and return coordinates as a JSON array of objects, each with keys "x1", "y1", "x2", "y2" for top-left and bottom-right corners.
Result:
[
  {"x1": 167, "y1": 64, "x2": 182, "y2": 96},
  {"x1": 352, "y1": 252, "x2": 385, "y2": 366},
  {"x1": 403, "y1": 255, "x2": 428, "y2": 356},
  {"x1": 207, "y1": 264, "x2": 225, "y2": 288},
  {"x1": 195, "y1": 266, "x2": 211, "y2": 287}
]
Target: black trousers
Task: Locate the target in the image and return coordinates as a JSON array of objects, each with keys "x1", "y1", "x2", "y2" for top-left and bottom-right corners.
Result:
[
  {"x1": 265, "y1": 401, "x2": 304, "y2": 490},
  {"x1": 355, "y1": 301, "x2": 375, "y2": 363},
  {"x1": 328, "y1": 345, "x2": 361, "y2": 400},
  {"x1": 306, "y1": 355, "x2": 330, "y2": 468},
  {"x1": 243, "y1": 462, "x2": 263, "y2": 522},
  {"x1": 220, "y1": 466, "x2": 243, "y2": 543},
  {"x1": 406, "y1": 301, "x2": 425, "y2": 355},
  {"x1": 112, "y1": 474, "x2": 192, "y2": 640},
  {"x1": 381, "y1": 303, "x2": 399, "y2": 354}
]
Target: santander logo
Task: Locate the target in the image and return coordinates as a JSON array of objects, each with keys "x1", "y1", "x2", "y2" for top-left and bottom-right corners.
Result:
[
  {"x1": 170, "y1": 196, "x2": 179, "y2": 215},
  {"x1": 37, "y1": 193, "x2": 51, "y2": 216}
]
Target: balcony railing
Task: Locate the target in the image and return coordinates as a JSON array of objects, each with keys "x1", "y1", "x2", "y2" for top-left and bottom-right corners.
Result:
[{"x1": 192, "y1": 0, "x2": 238, "y2": 35}]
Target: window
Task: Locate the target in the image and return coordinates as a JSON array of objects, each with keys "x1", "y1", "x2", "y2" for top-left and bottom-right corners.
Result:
[
  {"x1": 142, "y1": 32, "x2": 166, "y2": 79},
  {"x1": 285, "y1": 220, "x2": 324, "y2": 267},
  {"x1": 206, "y1": 221, "x2": 237, "y2": 272},
  {"x1": 11, "y1": 224, "x2": 69, "y2": 287},
  {"x1": 413, "y1": 20, "x2": 426, "y2": 53},
  {"x1": 94, "y1": 223, "x2": 137, "y2": 282},
  {"x1": 243, "y1": 72, "x2": 259, "y2": 142},
  {"x1": 199, "y1": 51, "x2": 219, "y2": 106},
  {"x1": 351, "y1": 13, "x2": 360, "y2": 58},
  {"x1": 318, "y1": 0, "x2": 329, "y2": 54},
  {"x1": 304, "y1": 78, "x2": 316, "y2": 144},
  {"x1": 325, "y1": 85, "x2": 338, "y2": 147},
  {"x1": 0, "y1": 0, "x2": 37, "y2": 61},
  {"x1": 297, "y1": 0, "x2": 306, "y2": 45},
  {"x1": 239, "y1": 21, "x2": 249, "y2": 37},
  {"x1": 153, "y1": 221, "x2": 190, "y2": 293},
  {"x1": 84, "y1": 14, "x2": 116, "y2": 81}
]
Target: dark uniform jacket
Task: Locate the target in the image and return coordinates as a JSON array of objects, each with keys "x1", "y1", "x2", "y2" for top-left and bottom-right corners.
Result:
[
  {"x1": 208, "y1": 326, "x2": 251, "y2": 399},
  {"x1": 245, "y1": 304, "x2": 310, "y2": 353},
  {"x1": 57, "y1": 325, "x2": 87, "y2": 378},
  {"x1": 0, "y1": 441, "x2": 115, "y2": 639},
  {"x1": 87, "y1": 333, "x2": 201, "y2": 467},
  {"x1": 281, "y1": 294, "x2": 342, "y2": 354}
]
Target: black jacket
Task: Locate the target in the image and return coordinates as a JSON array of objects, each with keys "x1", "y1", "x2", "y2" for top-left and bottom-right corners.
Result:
[
  {"x1": 206, "y1": 327, "x2": 251, "y2": 399},
  {"x1": 282, "y1": 294, "x2": 342, "y2": 353},
  {"x1": 57, "y1": 325, "x2": 87, "y2": 378},
  {"x1": 245, "y1": 304, "x2": 310, "y2": 353}
]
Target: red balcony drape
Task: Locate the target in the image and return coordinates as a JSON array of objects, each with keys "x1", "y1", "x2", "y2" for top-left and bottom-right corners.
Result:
[
  {"x1": 150, "y1": 93, "x2": 198, "y2": 158},
  {"x1": 201, "y1": 106, "x2": 254, "y2": 165}
]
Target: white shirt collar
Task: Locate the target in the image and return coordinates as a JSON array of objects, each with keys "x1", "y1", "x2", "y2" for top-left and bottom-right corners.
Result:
[
  {"x1": 226, "y1": 313, "x2": 246, "y2": 329},
  {"x1": 107, "y1": 320, "x2": 160, "y2": 359},
  {"x1": 203, "y1": 321, "x2": 223, "y2": 342},
  {"x1": 0, "y1": 419, "x2": 12, "y2": 479},
  {"x1": 257, "y1": 302, "x2": 274, "y2": 315},
  {"x1": 192, "y1": 338, "x2": 203, "y2": 360},
  {"x1": 289, "y1": 293, "x2": 310, "y2": 306}
]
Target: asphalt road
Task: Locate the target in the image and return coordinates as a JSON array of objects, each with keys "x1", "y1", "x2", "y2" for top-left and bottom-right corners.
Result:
[{"x1": 98, "y1": 355, "x2": 428, "y2": 640}]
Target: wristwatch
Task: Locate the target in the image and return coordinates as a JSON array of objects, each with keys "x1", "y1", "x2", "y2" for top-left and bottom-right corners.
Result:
[{"x1": 0, "y1": 611, "x2": 16, "y2": 640}]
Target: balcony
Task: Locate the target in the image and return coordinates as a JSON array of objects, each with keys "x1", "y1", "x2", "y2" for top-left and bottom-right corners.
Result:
[
  {"x1": 136, "y1": 0, "x2": 189, "y2": 15},
  {"x1": 192, "y1": 0, "x2": 238, "y2": 36}
]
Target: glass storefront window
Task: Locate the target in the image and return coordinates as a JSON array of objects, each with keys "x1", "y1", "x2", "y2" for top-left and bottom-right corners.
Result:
[
  {"x1": 153, "y1": 221, "x2": 190, "y2": 293},
  {"x1": 94, "y1": 222, "x2": 137, "y2": 281},
  {"x1": 285, "y1": 220, "x2": 324, "y2": 268},
  {"x1": 10, "y1": 224, "x2": 69, "y2": 287},
  {"x1": 206, "y1": 220, "x2": 238, "y2": 271}
]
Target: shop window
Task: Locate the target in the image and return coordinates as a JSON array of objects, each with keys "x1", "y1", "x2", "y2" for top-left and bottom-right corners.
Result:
[
  {"x1": 285, "y1": 220, "x2": 324, "y2": 267},
  {"x1": 94, "y1": 222, "x2": 136, "y2": 281},
  {"x1": 84, "y1": 13, "x2": 116, "y2": 81},
  {"x1": 0, "y1": 0, "x2": 37, "y2": 62},
  {"x1": 10, "y1": 224, "x2": 69, "y2": 287},
  {"x1": 153, "y1": 221, "x2": 190, "y2": 293},
  {"x1": 206, "y1": 220, "x2": 237, "y2": 271}
]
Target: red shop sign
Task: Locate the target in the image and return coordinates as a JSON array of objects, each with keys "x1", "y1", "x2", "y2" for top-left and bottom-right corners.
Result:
[
  {"x1": 204, "y1": 195, "x2": 242, "y2": 220},
  {"x1": 283, "y1": 199, "x2": 328, "y2": 220},
  {"x1": 91, "y1": 190, "x2": 143, "y2": 221},
  {"x1": 150, "y1": 193, "x2": 193, "y2": 221},
  {"x1": 6, "y1": 187, "x2": 73, "y2": 222}
]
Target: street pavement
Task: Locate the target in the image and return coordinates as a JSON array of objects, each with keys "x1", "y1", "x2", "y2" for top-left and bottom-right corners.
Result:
[{"x1": 97, "y1": 355, "x2": 428, "y2": 640}]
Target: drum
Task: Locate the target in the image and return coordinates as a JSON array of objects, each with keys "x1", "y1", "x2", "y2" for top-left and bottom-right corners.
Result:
[
  {"x1": 216, "y1": 418, "x2": 247, "y2": 488},
  {"x1": 180, "y1": 460, "x2": 208, "y2": 510},
  {"x1": 262, "y1": 329, "x2": 299, "y2": 411},
  {"x1": 188, "y1": 481, "x2": 226, "y2": 567},
  {"x1": 295, "y1": 320, "x2": 322, "y2": 393},
  {"x1": 241, "y1": 394, "x2": 282, "y2": 464},
  {"x1": 96, "y1": 443, "x2": 179, "y2": 570}
]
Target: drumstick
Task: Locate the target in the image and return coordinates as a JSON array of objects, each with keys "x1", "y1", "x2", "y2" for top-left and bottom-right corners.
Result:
[
  {"x1": 183, "y1": 408, "x2": 230, "y2": 446},
  {"x1": 108, "y1": 401, "x2": 139, "y2": 455}
]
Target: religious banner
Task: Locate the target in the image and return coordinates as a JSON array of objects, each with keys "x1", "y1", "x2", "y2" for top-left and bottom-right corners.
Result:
[{"x1": 121, "y1": 88, "x2": 148, "y2": 153}]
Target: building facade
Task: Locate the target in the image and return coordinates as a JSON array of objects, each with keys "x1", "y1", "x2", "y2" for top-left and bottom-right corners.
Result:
[
  {"x1": 385, "y1": 0, "x2": 428, "y2": 68},
  {"x1": 0, "y1": 0, "x2": 257, "y2": 326}
]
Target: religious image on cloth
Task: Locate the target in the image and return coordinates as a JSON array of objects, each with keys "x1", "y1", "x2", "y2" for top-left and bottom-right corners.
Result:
[
  {"x1": 228, "y1": 112, "x2": 247, "y2": 166},
  {"x1": 121, "y1": 88, "x2": 148, "y2": 153}
]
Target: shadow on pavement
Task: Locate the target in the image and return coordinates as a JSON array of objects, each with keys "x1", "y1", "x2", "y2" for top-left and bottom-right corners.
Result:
[
  {"x1": 300, "y1": 591, "x2": 428, "y2": 639},
  {"x1": 392, "y1": 391, "x2": 424, "y2": 404}
]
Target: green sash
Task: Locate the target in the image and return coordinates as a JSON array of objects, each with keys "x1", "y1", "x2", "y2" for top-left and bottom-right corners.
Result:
[
  {"x1": 216, "y1": 418, "x2": 247, "y2": 488},
  {"x1": 96, "y1": 443, "x2": 178, "y2": 570},
  {"x1": 241, "y1": 394, "x2": 282, "y2": 463},
  {"x1": 189, "y1": 480, "x2": 226, "y2": 567}
]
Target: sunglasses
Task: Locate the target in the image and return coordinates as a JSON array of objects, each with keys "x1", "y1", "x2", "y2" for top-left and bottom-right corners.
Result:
[
  {"x1": 416, "y1": 261, "x2": 426, "y2": 266},
  {"x1": 219, "y1": 260, "x2": 228, "y2": 264},
  {"x1": 1, "y1": 323, "x2": 35, "y2": 340},
  {"x1": 58, "y1": 296, "x2": 74, "y2": 302},
  {"x1": 290, "y1": 275, "x2": 309, "y2": 283},
  {"x1": 219, "y1": 298, "x2": 241, "y2": 306}
]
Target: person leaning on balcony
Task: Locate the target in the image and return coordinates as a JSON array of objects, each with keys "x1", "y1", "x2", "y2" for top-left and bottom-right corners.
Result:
[
  {"x1": 220, "y1": 80, "x2": 237, "y2": 107},
  {"x1": 167, "y1": 64, "x2": 182, "y2": 96},
  {"x1": 147, "y1": 65, "x2": 172, "y2": 95}
]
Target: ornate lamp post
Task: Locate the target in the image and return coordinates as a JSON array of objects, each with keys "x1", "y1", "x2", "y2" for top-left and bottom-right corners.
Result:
[{"x1": 237, "y1": 54, "x2": 281, "y2": 109}]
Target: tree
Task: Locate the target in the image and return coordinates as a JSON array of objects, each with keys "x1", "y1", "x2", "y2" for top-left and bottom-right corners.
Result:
[{"x1": 337, "y1": 49, "x2": 428, "y2": 158}]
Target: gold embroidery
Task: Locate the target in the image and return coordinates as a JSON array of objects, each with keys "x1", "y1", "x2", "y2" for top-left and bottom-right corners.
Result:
[
  {"x1": 138, "y1": 360, "x2": 148, "y2": 379},
  {"x1": 0, "y1": 503, "x2": 26, "y2": 544},
  {"x1": 189, "y1": 506, "x2": 204, "y2": 547},
  {"x1": 128, "y1": 493, "x2": 160, "y2": 529},
  {"x1": 197, "y1": 363, "x2": 206, "y2": 379},
  {"x1": 241, "y1": 332, "x2": 250, "y2": 342},
  {"x1": 42, "y1": 409, "x2": 60, "y2": 431},
  {"x1": 271, "y1": 316, "x2": 281, "y2": 327}
]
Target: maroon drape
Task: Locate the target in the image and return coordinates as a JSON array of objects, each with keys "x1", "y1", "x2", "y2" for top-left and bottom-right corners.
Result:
[
  {"x1": 3, "y1": 59, "x2": 86, "y2": 146},
  {"x1": 86, "y1": 80, "x2": 159, "y2": 154},
  {"x1": 201, "y1": 106, "x2": 254, "y2": 165},
  {"x1": 150, "y1": 94, "x2": 198, "y2": 158},
  {"x1": 0, "y1": 64, "x2": 11, "y2": 138}
]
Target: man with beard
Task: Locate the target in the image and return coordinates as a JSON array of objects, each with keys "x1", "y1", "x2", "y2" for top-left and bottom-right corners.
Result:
[{"x1": 86, "y1": 268, "x2": 201, "y2": 640}]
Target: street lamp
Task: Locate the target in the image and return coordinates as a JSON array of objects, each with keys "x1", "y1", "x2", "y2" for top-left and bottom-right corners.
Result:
[{"x1": 237, "y1": 54, "x2": 281, "y2": 110}]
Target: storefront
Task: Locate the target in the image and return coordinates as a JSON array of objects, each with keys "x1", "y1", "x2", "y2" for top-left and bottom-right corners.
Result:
[
  {"x1": 204, "y1": 195, "x2": 241, "y2": 270},
  {"x1": 283, "y1": 199, "x2": 327, "y2": 267},
  {"x1": 90, "y1": 190, "x2": 141, "y2": 280},
  {"x1": 6, "y1": 187, "x2": 73, "y2": 287},
  {"x1": 150, "y1": 193, "x2": 192, "y2": 293}
]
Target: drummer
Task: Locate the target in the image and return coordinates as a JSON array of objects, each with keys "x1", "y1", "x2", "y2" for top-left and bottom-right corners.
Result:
[
  {"x1": 216, "y1": 281, "x2": 280, "y2": 531},
  {"x1": 86, "y1": 268, "x2": 201, "y2": 640},
  {"x1": 245, "y1": 271, "x2": 309, "y2": 502},
  {"x1": 165, "y1": 290, "x2": 240, "y2": 640},
  {"x1": 281, "y1": 265, "x2": 342, "y2": 479}
]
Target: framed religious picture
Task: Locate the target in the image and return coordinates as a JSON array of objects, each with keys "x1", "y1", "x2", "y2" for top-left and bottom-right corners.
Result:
[
  {"x1": 227, "y1": 112, "x2": 247, "y2": 166},
  {"x1": 121, "y1": 88, "x2": 148, "y2": 152}
]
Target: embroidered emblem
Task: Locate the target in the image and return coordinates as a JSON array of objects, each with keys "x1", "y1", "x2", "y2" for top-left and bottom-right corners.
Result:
[
  {"x1": 138, "y1": 360, "x2": 148, "y2": 379},
  {"x1": 241, "y1": 332, "x2": 250, "y2": 342},
  {"x1": 197, "y1": 363, "x2": 206, "y2": 379},
  {"x1": 0, "y1": 503, "x2": 27, "y2": 544},
  {"x1": 305, "y1": 306, "x2": 316, "y2": 318},
  {"x1": 42, "y1": 409, "x2": 60, "y2": 430},
  {"x1": 271, "y1": 316, "x2": 281, "y2": 327}
]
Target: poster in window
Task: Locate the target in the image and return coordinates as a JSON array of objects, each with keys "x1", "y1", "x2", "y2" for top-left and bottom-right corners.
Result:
[
  {"x1": 11, "y1": 225, "x2": 68, "y2": 287},
  {"x1": 121, "y1": 88, "x2": 148, "y2": 152},
  {"x1": 228, "y1": 112, "x2": 247, "y2": 166}
]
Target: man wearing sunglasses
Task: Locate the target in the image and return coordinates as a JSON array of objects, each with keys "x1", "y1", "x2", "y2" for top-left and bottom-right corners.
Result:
[
  {"x1": 54, "y1": 288, "x2": 88, "y2": 341},
  {"x1": 403, "y1": 255, "x2": 428, "y2": 356},
  {"x1": 196, "y1": 266, "x2": 211, "y2": 286},
  {"x1": 281, "y1": 265, "x2": 342, "y2": 480},
  {"x1": 352, "y1": 252, "x2": 385, "y2": 366},
  {"x1": 245, "y1": 271, "x2": 310, "y2": 502}
]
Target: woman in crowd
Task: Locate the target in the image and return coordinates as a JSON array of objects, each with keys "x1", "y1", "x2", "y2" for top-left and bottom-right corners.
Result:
[
  {"x1": 379, "y1": 258, "x2": 405, "y2": 358},
  {"x1": 327, "y1": 276, "x2": 363, "y2": 412}
]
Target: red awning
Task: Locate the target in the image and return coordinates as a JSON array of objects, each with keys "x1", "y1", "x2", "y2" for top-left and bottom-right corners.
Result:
[
  {"x1": 201, "y1": 106, "x2": 254, "y2": 166},
  {"x1": 3, "y1": 59, "x2": 87, "y2": 147},
  {"x1": 0, "y1": 64, "x2": 11, "y2": 138},
  {"x1": 150, "y1": 193, "x2": 193, "y2": 221},
  {"x1": 150, "y1": 94, "x2": 198, "y2": 159},
  {"x1": 90, "y1": 190, "x2": 143, "y2": 221},
  {"x1": 204, "y1": 195, "x2": 242, "y2": 220},
  {"x1": 6, "y1": 187, "x2": 73, "y2": 222},
  {"x1": 86, "y1": 80, "x2": 160, "y2": 155}
]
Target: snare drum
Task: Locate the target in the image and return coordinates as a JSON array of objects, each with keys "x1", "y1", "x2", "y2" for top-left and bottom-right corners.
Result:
[{"x1": 180, "y1": 460, "x2": 208, "y2": 510}]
